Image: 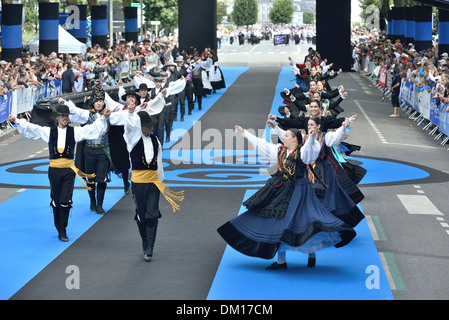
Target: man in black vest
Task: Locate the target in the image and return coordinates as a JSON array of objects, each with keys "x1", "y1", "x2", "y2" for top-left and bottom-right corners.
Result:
[
  {"x1": 8, "y1": 105, "x2": 110, "y2": 242},
  {"x1": 123, "y1": 104, "x2": 184, "y2": 262},
  {"x1": 172, "y1": 56, "x2": 194, "y2": 121},
  {"x1": 149, "y1": 77, "x2": 166, "y2": 144}
]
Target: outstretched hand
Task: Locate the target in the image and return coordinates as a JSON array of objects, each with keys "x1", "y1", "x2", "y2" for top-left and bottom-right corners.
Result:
[
  {"x1": 103, "y1": 109, "x2": 111, "y2": 117},
  {"x1": 234, "y1": 125, "x2": 244, "y2": 134},
  {"x1": 266, "y1": 120, "x2": 276, "y2": 128}
]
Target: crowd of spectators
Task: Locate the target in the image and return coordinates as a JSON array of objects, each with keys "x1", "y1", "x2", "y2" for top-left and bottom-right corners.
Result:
[
  {"x1": 216, "y1": 25, "x2": 316, "y2": 46},
  {"x1": 352, "y1": 25, "x2": 449, "y2": 112},
  {"x1": 0, "y1": 31, "x2": 228, "y2": 131},
  {"x1": 0, "y1": 35, "x2": 179, "y2": 97}
]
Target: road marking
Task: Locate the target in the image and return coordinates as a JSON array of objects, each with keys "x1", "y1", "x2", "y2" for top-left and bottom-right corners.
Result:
[
  {"x1": 354, "y1": 100, "x2": 385, "y2": 143},
  {"x1": 353, "y1": 100, "x2": 445, "y2": 150},
  {"x1": 365, "y1": 215, "x2": 378, "y2": 240},
  {"x1": 366, "y1": 215, "x2": 387, "y2": 241},
  {"x1": 379, "y1": 252, "x2": 407, "y2": 291},
  {"x1": 397, "y1": 194, "x2": 444, "y2": 215}
]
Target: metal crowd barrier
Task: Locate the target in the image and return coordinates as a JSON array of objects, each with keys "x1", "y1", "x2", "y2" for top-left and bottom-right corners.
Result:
[{"x1": 357, "y1": 62, "x2": 449, "y2": 151}]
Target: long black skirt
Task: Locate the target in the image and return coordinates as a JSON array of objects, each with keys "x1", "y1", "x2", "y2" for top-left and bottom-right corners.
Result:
[{"x1": 217, "y1": 178, "x2": 356, "y2": 260}]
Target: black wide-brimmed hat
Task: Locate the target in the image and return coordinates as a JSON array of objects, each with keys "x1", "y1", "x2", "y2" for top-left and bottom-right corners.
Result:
[
  {"x1": 52, "y1": 104, "x2": 72, "y2": 115},
  {"x1": 121, "y1": 90, "x2": 140, "y2": 101},
  {"x1": 137, "y1": 111, "x2": 153, "y2": 127},
  {"x1": 135, "y1": 83, "x2": 149, "y2": 92}
]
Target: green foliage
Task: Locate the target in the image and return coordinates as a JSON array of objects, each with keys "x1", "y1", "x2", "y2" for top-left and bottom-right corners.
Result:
[
  {"x1": 232, "y1": 0, "x2": 258, "y2": 27},
  {"x1": 23, "y1": 0, "x2": 39, "y2": 35},
  {"x1": 217, "y1": 1, "x2": 229, "y2": 24},
  {"x1": 143, "y1": 0, "x2": 178, "y2": 31},
  {"x1": 303, "y1": 11, "x2": 315, "y2": 25},
  {"x1": 269, "y1": 0, "x2": 294, "y2": 25}
]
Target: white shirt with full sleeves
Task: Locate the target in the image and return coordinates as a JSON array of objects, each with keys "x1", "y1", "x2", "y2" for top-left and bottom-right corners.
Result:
[
  {"x1": 273, "y1": 124, "x2": 347, "y2": 148},
  {"x1": 123, "y1": 111, "x2": 164, "y2": 182},
  {"x1": 242, "y1": 129, "x2": 320, "y2": 165},
  {"x1": 15, "y1": 115, "x2": 108, "y2": 145}
]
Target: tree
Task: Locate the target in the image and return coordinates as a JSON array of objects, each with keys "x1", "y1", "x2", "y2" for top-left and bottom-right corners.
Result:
[
  {"x1": 143, "y1": 0, "x2": 178, "y2": 33},
  {"x1": 269, "y1": 0, "x2": 294, "y2": 25},
  {"x1": 303, "y1": 11, "x2": 315, "y2": 25},
  {"x1": 217, "y1": 1, "x2": 229, "y2": 24},
  {"x1": 232, "y1": 0, "x2": 258, "y2": 28}
]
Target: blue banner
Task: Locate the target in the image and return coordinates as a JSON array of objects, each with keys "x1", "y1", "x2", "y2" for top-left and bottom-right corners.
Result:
[
  {"x1": 0, "y1": 92, "x2": 13, "y2": 123},
  {"x1": 401, "y1": 81, "x2": 449, "y2": 137}
]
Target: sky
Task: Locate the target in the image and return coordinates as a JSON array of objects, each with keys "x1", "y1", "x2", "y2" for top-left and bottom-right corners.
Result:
[{"x1": 351, "y1": 0, "x2": 362, "y2": 23}]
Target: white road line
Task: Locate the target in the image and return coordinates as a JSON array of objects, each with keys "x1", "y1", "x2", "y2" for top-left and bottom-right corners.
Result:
[
  {"x1": 354, "y1": 100, "x2": 445, "y2": 150},
  {"x1": 397, "y1": 194, "x2": 444, "y2": 215},
  {"x1": 354, "y1": 100, "x2": 385, "y2": 143},
  {"x1": 383, "y1": 142, "x2": 442, "y2": 150},
  {"x1": 378, "y1": 252, "x2": 397, "y2": 290},
  {"x1": 365, "y1": 215, "x2": 379, "y2": 241}
]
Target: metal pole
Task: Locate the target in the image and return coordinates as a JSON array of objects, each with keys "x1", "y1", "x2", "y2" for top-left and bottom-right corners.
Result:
[
  {"x1": 109, "y1": 0, "x2": 114, "y2": 47},
  {"x1": 140, "y1": 0, "x2": 143, "y2": 40}
]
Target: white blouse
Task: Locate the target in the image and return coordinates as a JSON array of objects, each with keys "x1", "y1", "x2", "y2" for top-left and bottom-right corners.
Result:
[{"x1": 242, "y1": 129, "x2": 321, "y2": 165}]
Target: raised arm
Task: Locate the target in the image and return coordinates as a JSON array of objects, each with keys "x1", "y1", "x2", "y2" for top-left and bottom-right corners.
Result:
[
  {"x1": 9, "y1": 115, "x2": 50, "y2": 142},
  {"x1": 235, "y1": 125, "x2": 279, "y2": 161},
  {"x1": 74, "y1": 109, "x2": 110, "y2": 142}
]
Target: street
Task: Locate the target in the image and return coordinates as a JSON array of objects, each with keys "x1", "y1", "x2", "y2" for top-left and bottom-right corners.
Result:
[{"x1": 1, "y1": 39, "x2": 449, "y2": 301}]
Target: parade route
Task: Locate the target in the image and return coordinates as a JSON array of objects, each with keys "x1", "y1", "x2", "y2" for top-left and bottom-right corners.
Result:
[{"x1": 2, "y1": 40, "x2": 449, "y2": 300}]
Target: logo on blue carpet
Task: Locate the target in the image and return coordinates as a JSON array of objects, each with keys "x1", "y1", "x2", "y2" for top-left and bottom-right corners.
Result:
[{"x1": 0, "y1": 149, "x2": 439, "y2": 189}]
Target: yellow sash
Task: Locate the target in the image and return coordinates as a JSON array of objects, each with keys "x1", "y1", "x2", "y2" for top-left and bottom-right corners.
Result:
[
  {"x1": 49, "y1": 157, "x2": 96, "y2": 191},
  {"x1": 131, "y1": 169, "x2": 184, "y2": 212}
]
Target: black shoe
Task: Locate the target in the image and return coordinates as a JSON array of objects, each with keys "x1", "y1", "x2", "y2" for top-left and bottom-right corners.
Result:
[
  {"x1": 307, "y1": 257, "x2": 316, "y2": 268},
  {"x1": 188, "y1": 111, "x2": 192, "y2": 115},
  {"x1": 174, "y1": 117, "x2": 178, "y2": 121},
  {"x1": 95, "y1": 206, "x2": 105, "y2": 215},
  {"x1": 58, "y1": 230, "x2": 69, "y2": 242},
  {"x1": 90, "y1": 199, "x2": 96, "y2": 211},
  {"x1": 124, "y1": 180, "x2": 131, "y2": 194},
  {"x1": 181, "y1": 116, "x2": 184, "y2": 122},
  {"x1": 265, "y1": 262, "x2": 287, "y2": 270},
  {"x1": 165, "y1": 137, "x2": 170, "y2": 143}
]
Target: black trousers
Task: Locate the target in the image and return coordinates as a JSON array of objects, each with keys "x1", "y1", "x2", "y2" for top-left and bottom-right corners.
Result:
[
  {"x1": 163, "y1": 103, "x2": 174, "y2": 139},
  {"x1": 192, "y1": 78, "x2": 203, "y2": 108},
  {"x1": 84, "y1": 146, "x2": 110, "y2": 183},
  {"x1": 48, "y1": 167, "x2": 75, "y2": 207},
  {"x1": 48, "y1": 167, "x2": 75, "y2": 233},
  {"x1": 176, "y1": 84, "x2": 194, "y2": 116},
  {"x1": 132, "y1": 182, "x2": 161, "y2": 255},
  {"x1": 151, "y1": 111, "x2": 166, "y2": 144}
]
